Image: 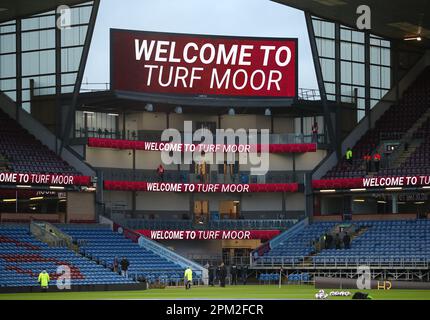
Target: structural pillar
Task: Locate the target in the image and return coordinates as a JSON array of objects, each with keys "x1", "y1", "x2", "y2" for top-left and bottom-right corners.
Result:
[{"x1": 392, "y1": 195, "x2": 398, "y2": 214}]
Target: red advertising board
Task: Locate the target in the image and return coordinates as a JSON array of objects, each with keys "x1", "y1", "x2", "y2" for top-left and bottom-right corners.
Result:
[
  {"x1": 136, "y1": 229, "x2": 280, "y2": 241},
  {"x1": 87, "y1": 137, "x2": 317, "y2": 153},
  {"x1": 0, "y1": 172, "x2": 91, "y2": 186},
  {"x1": 111, "y1": 29, "x2": 297, "y2": 98},
  {"x1": 103, "y1": 181, "x2": 299, "y2": 193},
  {"x1": 312, "y1": 176, "x2": 430, "y2": 190}
]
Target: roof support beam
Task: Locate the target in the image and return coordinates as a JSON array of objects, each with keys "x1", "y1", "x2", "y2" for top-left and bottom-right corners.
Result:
[
  {"x1": 60, "y1": 0, "x2": 100, "y2": 155},
  {"x1": 304, "y1": 11, "x2": 338, "y2": 156}
]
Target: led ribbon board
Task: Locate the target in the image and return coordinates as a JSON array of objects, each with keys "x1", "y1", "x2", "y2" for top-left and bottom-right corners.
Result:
[{"x1": 111, "y1": 29, "x2": 297, "y2": 99}]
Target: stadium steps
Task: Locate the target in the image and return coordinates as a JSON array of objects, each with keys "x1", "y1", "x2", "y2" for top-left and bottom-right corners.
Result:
[
  {"x1": 302, "y1": 255, "x2": 316, "y2": 266},
  {"x1": 0, "y1": 154, "x2": 9, "y2": 171},
  {"x1": 391, "y1": 139, "x2": 423, "y2": 168},
  {"x1": 351, "y1": 226, "x2": 369, "y2": 240},
  {"x1": 400, "y1": 107, "x2": 430, "y2": 141}
]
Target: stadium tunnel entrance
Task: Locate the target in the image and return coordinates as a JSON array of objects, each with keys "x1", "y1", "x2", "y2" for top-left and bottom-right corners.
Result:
[
  {"x1": 315, "y1": 191, "x2": 429, "y2": 219},
  {"x1": 157, "y1": 239, "x2": 261, "y2": 266},
  {"x1": 0, "y1": 188, "x2": 97, "y2": 223},
  {"x1": 194, "y1": 200, "x2": 240, "y2": 223}
]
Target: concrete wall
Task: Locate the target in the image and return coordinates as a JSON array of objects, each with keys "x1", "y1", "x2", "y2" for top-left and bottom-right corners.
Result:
[
  {"x1": 321, "y1": 196, "x2": 343, "y2": 215},
  {"x1": 87, "y1": 147, "x2": 326, "y2": 173},
  {"x1": 0, "y1": 213, "x2": 65, "y2": 223},
  {"x1": 285, "y1": 193, "x2": 306, "y2": 211},
  {"x1": 103, "y1": 190, "x2": 133, "y2": 210},
  {"x1": 158, "y1": 239, "x2": 222, "y2": 257},
  {"x1": 313, "y1": 215, "x2": 342, "y2": 222},
  {"x1": 66, "y1": 192, "x2": 95, "y2": 222},
  {"x1": 135, "y1": 151, "x2": 177, "y2": 170},
  {"x1": 169, "y1": 113, "x2": 218, "y2": 131},
  {"x1": 241, "y1": 193, "x2": 282, "y2": 211},
  {"x1": 351, "y1": 213, "x2": 417, "y2": 221},
  {"x1": 121, "y1": 112, "x2": 302, "y2": 133},
  {"x1": 136, "y1": 192, "x2": 189, "y2": 211},
  {"x1": 102, "y1": 190, "x2": 305, "y2": 217},
  {"x1": 273, "y1": 117, "x2": 295, "y2": 134},
  {"x1": 295, "y1": 150, "x2": 327, "y2": 171},
  {"x1": 86, "y1": 148, "x2": 133, "y2": 169},
  {"x1": 351, "y1": 199, "x2": 378, "y2": 214}
]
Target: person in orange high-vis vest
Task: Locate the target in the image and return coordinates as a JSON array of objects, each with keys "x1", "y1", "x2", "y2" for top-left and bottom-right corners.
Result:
[
  {"x1": 363, "y1": 153, "x2": 372, "y2": 173},
  {"x1": 373, "y1": 152, "x2": 381, "y2": 172}
]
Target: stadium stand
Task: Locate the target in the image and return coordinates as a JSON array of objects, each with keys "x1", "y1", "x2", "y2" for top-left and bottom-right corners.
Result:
[
  {"x1": 378, "y1": 116, "x2": 430, "y2": 176},
  {"x1": 0, "y1": 225, "x2": 135, "y2": 287},
  {"x1": 0, "y1": 109, "x2": 80, "y2": 175},
  {"x1": 259, "y1": 222, "x2": 338, "y2": 264},
  {"x1": 256, "y1": 219, "x2": 430, "y2": 266},
  {"x1": 59, "y1": 225, "x2": 197, "y2": 285},
  {"x1": 314, "y1": 219, "x2": 430, "y2": 264},
  {"x1": 324, "y1": 67, "x2": 430, "y2": 179}
]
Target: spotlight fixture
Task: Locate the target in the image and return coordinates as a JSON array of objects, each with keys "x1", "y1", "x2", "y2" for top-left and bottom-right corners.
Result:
[
  {"x1": 264, "y1": 108, "x2": 271, "y2": 116},
  {"x1": 320, "y1": 189, "x2": 336, "y2": 193},
  {"x1": 144, "y1": 103, "x2": 154, "y2": 112},
  {"x1": 174, "y1": 106, "x2": 183, "y2": 114},
  {"x1": 404, "y1": 36, "x2": 422, "y2": 41},
  {"x1": 228, "y1": 108, "x2": 235, "y2": 116},
  {"x1": 30, "y1": 197, "x2": 44, "y2": 201}
]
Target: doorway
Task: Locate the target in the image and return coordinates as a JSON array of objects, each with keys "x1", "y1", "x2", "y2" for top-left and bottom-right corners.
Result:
[
  {"x1": 194, "y1": 200, "x2": 209, "y2": 224},
  {"x1": 219, "y1": 200, "x2": 240, "y2": 219}
]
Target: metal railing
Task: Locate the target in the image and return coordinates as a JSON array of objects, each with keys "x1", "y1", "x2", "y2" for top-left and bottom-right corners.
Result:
[
  {"x1": 119, "y1": 219, "x2": 298, "y2": 231},
  {"x1": 78, "y1": 83, "x2": 321, "y2": 102},
  {"x1": 97, "y1": 167, "x2": 308, "y2": 184},
  {"x1": 186, "y1": 254, "x2": 251, "y2": 266},
  {"x1": 76, "y1": 128, "x2": 326, "y2": 145},
  {"x1": 298, "y1": 88, "x2": 321, "y2": 101},
  {"x1": 252, "y1": 255, "x2": 429, "y2": 270}
]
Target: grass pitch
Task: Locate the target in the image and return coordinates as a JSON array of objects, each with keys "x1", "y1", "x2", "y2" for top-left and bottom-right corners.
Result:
[{"x1": 0, "y1": 285, "x2": 430, "y2": 300}]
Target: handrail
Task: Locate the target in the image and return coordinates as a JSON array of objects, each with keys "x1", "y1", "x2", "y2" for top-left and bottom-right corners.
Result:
[
  {"x1": 95, "y1": 167, "x2": 306, "y2": 184},
  {"x1": 43, "y1": 222, "x2": 74, "y2": 248},
  {"x1": 30, "y1": 221, "x2": 70, "y2": 247},
  {"x1": 136, "y1": 235, "x2": 207, "y2": 280},
  {"x1": 253, "y1": 255, "x2": 429, "y2": 269},
  {"x1": 250, "y1": 218, "x2": 306, "y2": 264},
  {"x1": 269, "y1": 218, "x2": 308, "y2": 249},
  {"x1": 112, "y1": 221, "x2": 208, "y2": 284},
  {"x1": 79, "y1": 129, "x2": 325, "y2": 145}
]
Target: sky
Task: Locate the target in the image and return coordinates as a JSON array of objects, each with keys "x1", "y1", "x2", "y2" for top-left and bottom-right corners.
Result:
[{"x1": 82, "y1": 0, "x2": 318, "y2": 91}]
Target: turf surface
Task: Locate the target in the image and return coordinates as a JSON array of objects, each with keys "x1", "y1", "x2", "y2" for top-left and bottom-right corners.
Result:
[{"x1": 0, "y1": 285, "x2": 429, "y2": 300}]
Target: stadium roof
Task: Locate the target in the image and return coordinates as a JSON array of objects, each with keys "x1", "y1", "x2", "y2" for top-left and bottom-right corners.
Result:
[
  {"x1": 0, "y1": 0, "x2": 88, "y2": 23},
  {"x1": 33, "y1": 90, "x2": 351, "y2": 116},
  {"x1": 274, "y1": 0, "x2": 430, "y2": 47}
]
